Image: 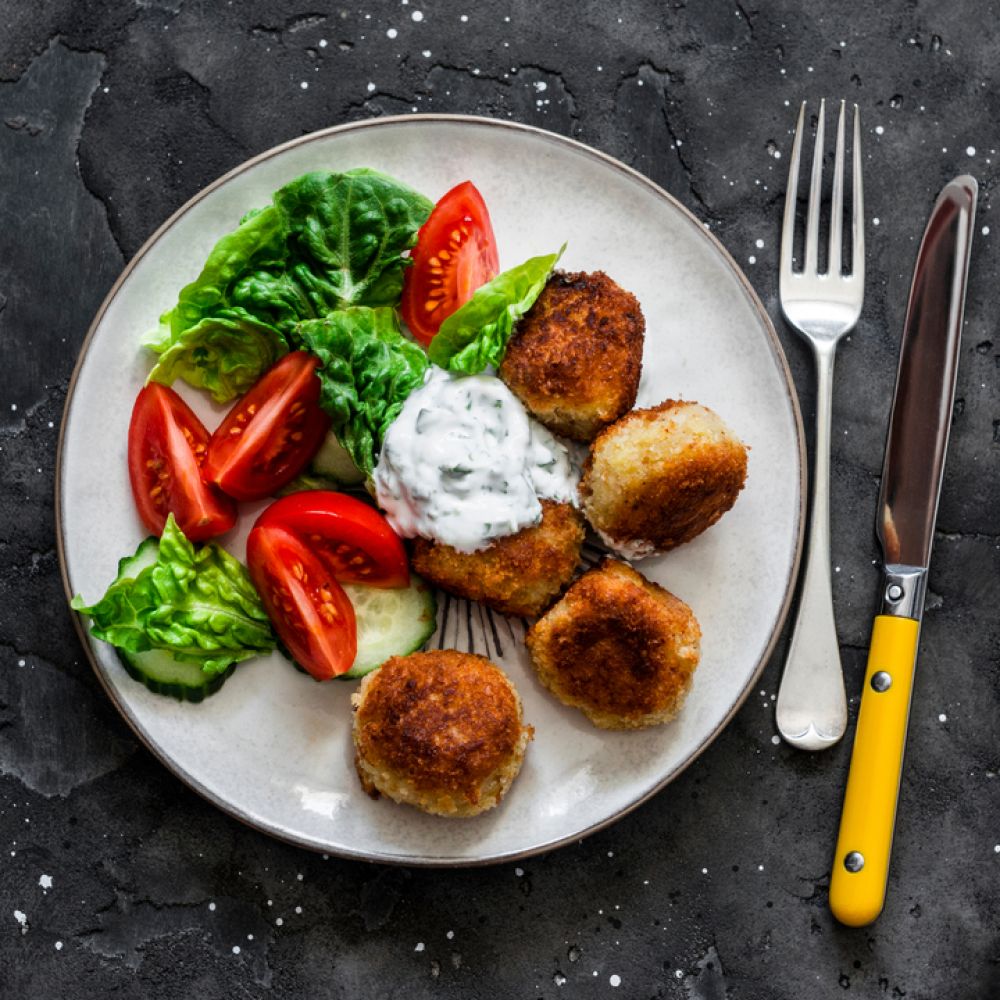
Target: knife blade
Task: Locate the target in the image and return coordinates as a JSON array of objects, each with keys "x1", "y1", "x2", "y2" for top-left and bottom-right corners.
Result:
[{"x1": 828, "y1": 175, "x2": 977, "y2": 927}]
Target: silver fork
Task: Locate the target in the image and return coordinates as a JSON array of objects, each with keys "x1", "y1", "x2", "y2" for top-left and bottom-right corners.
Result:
[{"x1": 775, "y1": 99, "x2": 864, "y2": 750}]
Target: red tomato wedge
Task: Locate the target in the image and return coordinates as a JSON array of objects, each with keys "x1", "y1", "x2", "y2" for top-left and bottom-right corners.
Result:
[
  {"x1": 400, "y1": 180, "x2": 500, "y2": 346},
  {"x1": 246, "y1": 523, "x2": 357, "y2": 680},
  {"x1": 127, "y1": 383, "x2": 237, "y2": 541},
  {"x1": 253, "y1": 492, "x2": 409, "y2": 589},
  {"x1": 204, "y1": 352, "x2": 331, "y2": 502}
]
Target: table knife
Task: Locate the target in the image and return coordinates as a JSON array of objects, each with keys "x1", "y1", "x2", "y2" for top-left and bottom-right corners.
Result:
[{"x1": 828, "y1": 174, "x2": 977, "y2": 927}]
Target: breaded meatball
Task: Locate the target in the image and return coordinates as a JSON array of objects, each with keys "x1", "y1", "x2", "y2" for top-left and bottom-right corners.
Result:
[
  {"x1": 499, "y1": 270, "x2": 644, "y2": 441},
  {"x1": 580, "y1": 400, "x2": 747, "y2": 558},
  {"x1": 411, "y1": 500, "x2": 585, "y2": 617},
  {"x1": 352, "y1": 650, "x2": 533, "y2": 817},
  {"x1": 526, "y1": 559, "x2": 701, "y2": 729}
]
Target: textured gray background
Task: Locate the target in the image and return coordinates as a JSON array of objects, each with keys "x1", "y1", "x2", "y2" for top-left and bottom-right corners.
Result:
[{"x1": 1, "y1": 1, "x2": 998, "y2": 997}]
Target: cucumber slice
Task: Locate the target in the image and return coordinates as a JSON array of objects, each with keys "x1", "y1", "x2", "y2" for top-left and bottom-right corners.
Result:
[
  {"x1": 116, "y1": 648, "x2": 234, "y2": 702},
  {"x1": 116, "y1": 536, "x2": 160, "y2": 578},
  {"x1": 311, "y1": 431, "x2": 365, "y2": 486},
  {"x1": 339, "y1": 574, "x2": 437, "y2": 679}
]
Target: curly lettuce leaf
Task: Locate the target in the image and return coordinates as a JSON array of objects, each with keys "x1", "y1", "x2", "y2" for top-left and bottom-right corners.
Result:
[
  {"x1": 148, "y1": 169, "x2": 433, "y2": 401},
  {"x1": 295, "y1": 308, "x2": 429, "y2": 477},
  {"x1": 428, "y1": 248, "x2": 563, "y2": 373},
  {"x1": 71, "y1": 516, "x2": 275, "y2": 676},
  {"x1": 144, "y1": 311, "x2": 288, "y2": 403}
]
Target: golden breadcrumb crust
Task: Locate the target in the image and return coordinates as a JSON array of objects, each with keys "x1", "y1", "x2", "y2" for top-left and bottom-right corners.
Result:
[
  {"x1": 411, "y1": 500, "x2": 585, "y2": 618},
  {"x1": 499, "y1": 270, "x2": 645, "y2": 442},
  {"x1": 352, "y1": 650, "x2": 533, "y2": 818},
  {"x1": 526, "y1": 559, "x2": 701, "y2": 729},
  {"x1": 580, "y1": 399, "x2": 747, "y2": 556}
]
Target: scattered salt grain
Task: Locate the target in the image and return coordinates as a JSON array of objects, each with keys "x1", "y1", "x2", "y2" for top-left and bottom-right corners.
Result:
[
  {"x1": 875, "y1": 125, "x2": 884, "y2": 135},
  {"x1": 411, "y1": 10, "x2": 423, "y2": 21},
  {"x1": 232, "y1": 945, "x2": 241, "y2": 955},
  {"x1": 771, "y1": 735, "x2": 781, "y2": 745},
  {"x1": 415, "y1": 942, "x2": 425, "y2": 952},
  {"x1": 13, "y1": 911, "x2": 27, "y2": 934},
  {"x1": 610, "y1": 974, "x2": 622, "y2": 987},
  {"x1": 386, "y1": 27, "x2": 398, "y2": 38},
  {"x1": 939, "y1": 713, "x2": 948, "y2": 722},
  {"x1": 967, "y1": 146, "x2": 976, "y2": 156},
  {"x1": 54, "y1": 941, "x2": 63, "y2": 951},
  {"x1": 38, "y1": 875, "x2": 52, "y2": 890}
]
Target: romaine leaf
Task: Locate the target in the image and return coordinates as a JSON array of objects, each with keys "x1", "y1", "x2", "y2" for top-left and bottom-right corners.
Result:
[
  {"x1": 148, "y1": 169, "x2": 433, "y2": 401},
  {"x1": 145, "y1": 311, "x2": 288, "y2": 404},
  {"x1": 295, "y1": 308, "x2": 429, "y2": 477},
  {"x1": 428, "y1": 248, "x2": 563, "y2": 373},
  {"x1": 71, "y1": 515, "x2": 275, "y2": 676}
]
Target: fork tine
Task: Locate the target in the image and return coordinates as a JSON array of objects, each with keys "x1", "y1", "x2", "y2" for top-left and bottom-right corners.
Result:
[
  {"x1": 851, "y1": 104, "x2": 865, "y2": 280},
  {"x1": 780, "y1": 101, "x2": 807, "y2": 277},
  {"x1": 828, "y1": 100, "x2": 846, "y2": 275},
  {"x1": 803, "y1": 98, "x2": 826, "y2": 274}
]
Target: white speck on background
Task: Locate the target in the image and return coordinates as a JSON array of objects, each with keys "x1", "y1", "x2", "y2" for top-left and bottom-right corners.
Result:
[
  {"x1": 446, "y1": 930, "x2": 454, "y2": 940},
  {"x1": 983, "y1": 226, "x2": 991, "y2": 236},
  {"x1": 415, "y1": 942, "x2": 425, "y2": 952},
  {"x1": 318, "y1": 38, "x2": 327, "y2": 47},
  {"x1": 875, "y1": 125, "x2": 884, "y2": 135},
  {"x1": 54, "y1": 941, "x2": 63, "y2": 951},
  {"x1": 421, "y1": 49, "x2": 431, "y2": 57},
  {"x1": 939, "y1": 713, "x2": 948, "y2": 722},
  {"x1": 232, "y1": 945, "x2": 241, "y2": 955},
  {"x1": 534, "y1": 81, "x2": 548, "y2": 92},
  {"x1": 13, "y1": 911, "x2": 27, "y2": 934},
  {"x1": 942, "y1": 147, "x2": 948, "y2": 153},
  {"x1": 11, "y1": 404, "x2": 16, "y2": 411},
  {"x1": 295, "y1": 906, "x2": 303, "y2": 914},
  {"x1": 411, "y1": 10, "x2": 423, "y2": 21},
  {"x1": 300, "y1": 81, "x2": 308, "y2": 89},
  {"x1": 386, "y1": 27, "x2": 398, "y2": 38},
  {"x1": 748, "y1": 255, "x2": 756, "y2": 264},
  {"x1": 38, "y1": 875, "x2": 52, "y2": 890},
  {"x1": 771, "y1": 735, "x2": 781, "y2": 745},
  {"x1": 994, "y1": 845, "x2": 1000, "y2": 853},
  {"x1": 755, "y1": 238, "x2": 764, "y2": 248},
  {"x1": 275, "y1": 917, "x2": 283, "y2": 926},
  {"x1": 610, "y1": 974, "x2": 622, "y2": 987},
  {"x1": 675, "y1": 969, "x2": 684, "y2": 979},
  {"x1": 607, "y1": 851, "x2": 614, "y2": 857},
  {"x1": 208, "y1": 902, "x2": 216, "y2": 911},
  {"x1": 873, "y1": 217, "x2": 880, "y2": 226},
  {"x1": 515, "y1": 867, "x2": 524, "y2": 876},
  {"x1": 460, "y1": 13, "x2": 468, "y2": 21},
  {"x1": 554, "y1": 972, "x2": 567, "y2": 986},
  {"x1": 967, "y1": 145, "x2": 976, "y2": 156},
  {"x1": 758, "y1": 864, "x2": 764, "y2": 871},
  {"x1": 367, "y1": 81, "x2": 376, "y2": 92}
]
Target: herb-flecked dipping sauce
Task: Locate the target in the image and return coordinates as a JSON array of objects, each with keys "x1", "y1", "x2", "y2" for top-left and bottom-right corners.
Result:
[{"x1": 374, "y1": 367, "x2": 578, "y2": 553}]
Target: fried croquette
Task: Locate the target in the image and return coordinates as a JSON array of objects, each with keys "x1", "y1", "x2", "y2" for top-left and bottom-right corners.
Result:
[
  {"x1": 499, "y1": 270, "x2": 644, "y2": 442},
  {"x1": 352, "y1": 650, "x2": 533, "y2": 817},
  {"x1": 580, "y1": 400, "x2": 747, "y2": 558},
  {"x1": 411, "y1": 500, "x2": 585, "y2": 617},
  {"x1": 526, "y1": 559, "x2": 701, "y2": 729}
]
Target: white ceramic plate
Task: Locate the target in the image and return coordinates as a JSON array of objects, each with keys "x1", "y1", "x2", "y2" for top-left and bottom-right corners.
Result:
[{"x1": 58, "y1": 116, "x2": 804, "y2": 865}]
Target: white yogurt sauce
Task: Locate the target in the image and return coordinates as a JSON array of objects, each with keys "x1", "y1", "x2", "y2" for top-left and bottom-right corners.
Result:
[{"x1": 374, "y1": 367, "x2": 578, "y2": 552}]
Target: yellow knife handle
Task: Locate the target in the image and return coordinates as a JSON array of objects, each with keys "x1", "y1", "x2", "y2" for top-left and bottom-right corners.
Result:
[{"x1": 829, "y1": 614, "x2": 920, "y2": 926}]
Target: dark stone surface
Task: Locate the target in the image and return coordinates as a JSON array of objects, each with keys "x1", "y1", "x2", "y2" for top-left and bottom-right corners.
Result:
[{"x1": 1, "y1": 2, "x2": 998, "y2": 997}]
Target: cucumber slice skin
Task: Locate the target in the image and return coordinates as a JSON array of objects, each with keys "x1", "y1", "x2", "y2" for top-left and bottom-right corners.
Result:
[{"x1": 116, "y1": 648, "x2": 235, "y2": 703}]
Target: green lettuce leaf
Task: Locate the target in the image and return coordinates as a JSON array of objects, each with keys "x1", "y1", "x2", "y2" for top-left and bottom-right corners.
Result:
[
  {"x1": 295, "y1": 307, "x2": 429, "y2": 477},
  {"x1": 148, "y1": 169, "x2": 433, "y2": 401},
  {"x1": 428, "y1": 247, "x2": 563, "y2": 373},
  {"x1": 144, "y1": 311, "x2": 288, "y2": 404},
  {"x1": 71, "y1": 516, "x2": 275, "y2": 676}
]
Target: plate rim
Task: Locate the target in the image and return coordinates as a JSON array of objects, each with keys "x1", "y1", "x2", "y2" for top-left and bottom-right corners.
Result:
[{"x1": 56, "y1": 113, "x2": 806, "y2": 867}]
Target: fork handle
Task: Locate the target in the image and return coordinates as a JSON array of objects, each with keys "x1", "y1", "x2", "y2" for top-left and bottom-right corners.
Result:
[{"x1": 776, "y1": 342, "x2": 848, "y2": 750}]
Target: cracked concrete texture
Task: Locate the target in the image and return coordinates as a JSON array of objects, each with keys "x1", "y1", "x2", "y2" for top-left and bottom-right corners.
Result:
[{"x1": 1, "y1": 1, "x2": 998, "y2": 997}]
